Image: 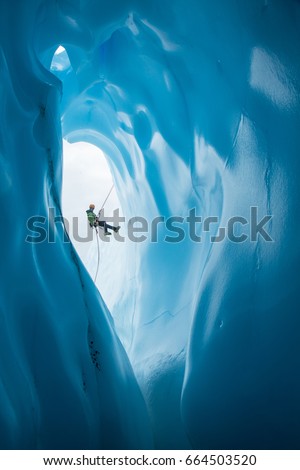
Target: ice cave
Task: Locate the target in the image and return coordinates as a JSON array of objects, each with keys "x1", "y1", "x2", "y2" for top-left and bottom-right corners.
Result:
[{"x1": 0, "y1": 0, "x2": 300, "y2": 450}]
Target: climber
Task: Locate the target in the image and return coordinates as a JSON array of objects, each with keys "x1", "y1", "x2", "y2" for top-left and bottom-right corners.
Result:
[{"x1": 86, "y1": 203, "x2": 120, "y2": 236}]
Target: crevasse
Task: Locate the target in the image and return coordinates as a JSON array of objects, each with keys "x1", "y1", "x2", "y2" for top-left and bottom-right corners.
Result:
[{"x1": 0, "y1": 0, "x2": 300, "y2": 450}]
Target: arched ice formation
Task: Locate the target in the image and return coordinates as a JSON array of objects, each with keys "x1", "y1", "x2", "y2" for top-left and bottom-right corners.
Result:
[{"x1": 0, "y1": 0, "x2": 300, "y2": 449}]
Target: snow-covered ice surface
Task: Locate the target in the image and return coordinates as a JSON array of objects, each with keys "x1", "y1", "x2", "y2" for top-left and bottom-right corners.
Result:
[{"x1": 1, "y1": 0, "x2": 300, "y2": 450}]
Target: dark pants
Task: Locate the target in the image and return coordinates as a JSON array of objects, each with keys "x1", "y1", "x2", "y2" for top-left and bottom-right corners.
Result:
[{"x1": 98, "y1": 221, "x2": 117, "y2": 232}]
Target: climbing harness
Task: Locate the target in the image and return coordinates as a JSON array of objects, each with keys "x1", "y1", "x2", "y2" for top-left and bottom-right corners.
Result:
[{"x1": 93, "y1": 184, "x2": 115, "y2": 283}]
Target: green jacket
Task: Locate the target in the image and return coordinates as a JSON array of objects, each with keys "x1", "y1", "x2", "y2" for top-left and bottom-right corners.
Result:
[{"x1": 86, "y1": 209, "x2": 97, "y2": 226}]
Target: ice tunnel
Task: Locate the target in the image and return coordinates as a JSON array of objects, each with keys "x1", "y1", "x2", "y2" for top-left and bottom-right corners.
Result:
[{"x1": 1, "y1": 0, "x2": 300, "y2": 450}]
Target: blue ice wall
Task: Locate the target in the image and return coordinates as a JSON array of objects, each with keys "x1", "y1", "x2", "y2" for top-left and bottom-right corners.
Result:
[
  {"x1": 1, "y1": 0, "x2": 300, "y2": 449},
  {"x1": 0, "y1": 0, "x2": 151, "y2": 450}
]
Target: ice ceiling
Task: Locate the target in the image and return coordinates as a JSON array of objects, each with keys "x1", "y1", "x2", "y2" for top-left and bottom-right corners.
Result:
[{"x1": 0, "y1": 0, "x2": 300, "y2": 450}]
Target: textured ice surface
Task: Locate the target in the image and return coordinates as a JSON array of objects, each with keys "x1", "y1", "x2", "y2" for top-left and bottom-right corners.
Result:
[{"x1": 1, "y1": 0, "x2": 300, "y2": 450}]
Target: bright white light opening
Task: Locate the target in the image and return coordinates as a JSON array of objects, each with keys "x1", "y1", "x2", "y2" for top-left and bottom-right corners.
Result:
[
  {"x1": 51, "y1": 46, "x2": 71, "y2": 72},
  {"x1": 56, "y1": 45, "x2": 66, "y2": 54},
  {"x1": 62, "y1": 140, "x2": 122, "y2": 279}
]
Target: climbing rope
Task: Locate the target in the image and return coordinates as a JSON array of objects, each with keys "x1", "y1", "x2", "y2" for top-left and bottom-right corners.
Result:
[
  {"x1": 94, "y1": 228, "x2": 100, "y2": 283},
  {"x1": 93, "y1": 184, "x2": 115, "y2": 283},
  {"x1": 100, "y1": 184, "x2": 114, "y2": 211}
]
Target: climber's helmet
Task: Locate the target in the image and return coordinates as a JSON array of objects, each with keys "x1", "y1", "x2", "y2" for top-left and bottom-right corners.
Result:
[{"x1": 89, "y1": 203, "x2": 95, "y2": 210}]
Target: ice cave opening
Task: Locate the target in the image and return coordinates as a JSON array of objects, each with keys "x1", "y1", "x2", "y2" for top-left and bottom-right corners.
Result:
[
  {"x1": 48, "y1": 40, "x2": 196, "y2": 450},
  {"x1": 61, "y1": 139, "x2": 124, "y2": 308},
  {"x1": 50, "y1": 46, "x2": 138, "y2": 355},
  {"x1": 1, "y1": 0, "x2": 300, "y2": 452}
]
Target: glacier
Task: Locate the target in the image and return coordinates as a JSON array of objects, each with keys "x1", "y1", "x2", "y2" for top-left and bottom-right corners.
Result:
[{"x1": 1, "y1": 0, "x2": 300, "y2": 450}]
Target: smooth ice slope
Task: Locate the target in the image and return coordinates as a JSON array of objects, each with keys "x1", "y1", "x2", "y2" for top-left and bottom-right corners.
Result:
[{"x1": 1, "y1": 0, "x2": 300, "y2": 450}]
